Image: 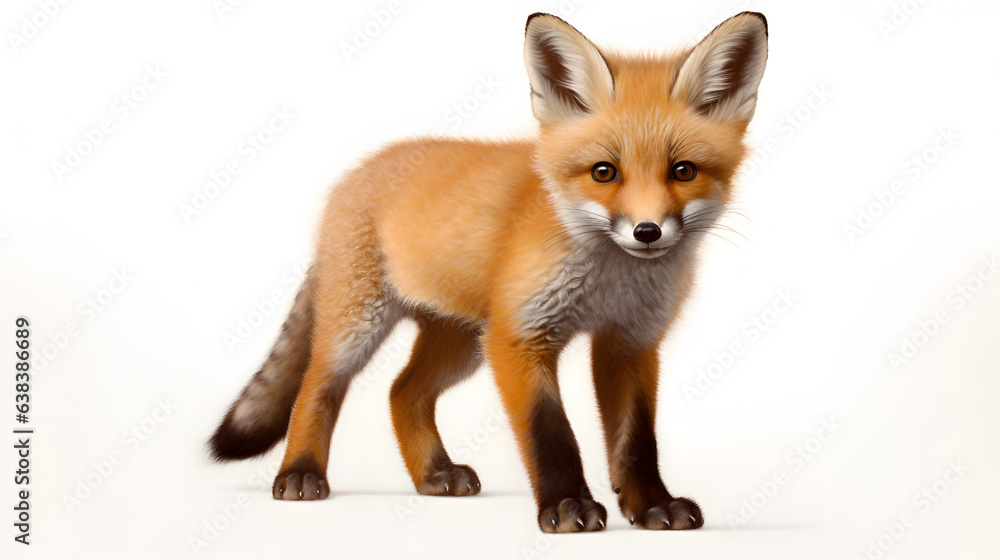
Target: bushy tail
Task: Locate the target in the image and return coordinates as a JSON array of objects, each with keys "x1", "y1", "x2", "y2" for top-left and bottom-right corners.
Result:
[{"x1": 209, "y1": 268, "x2": 315, "y2": 461}]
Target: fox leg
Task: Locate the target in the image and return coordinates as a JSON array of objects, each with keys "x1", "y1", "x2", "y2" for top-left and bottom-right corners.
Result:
[
  {"x1": 272, "y1": 246, "x2": 401, "y2": 501},
  {"x1": 487, "y1": 328, "x2": 607, "y2": 532},
  {"x1": 591, "y1": 332, "x2": 703, "y2": 529},
  {"x1": 390, "y1": 313, "x2": 482, "y2": 496}
]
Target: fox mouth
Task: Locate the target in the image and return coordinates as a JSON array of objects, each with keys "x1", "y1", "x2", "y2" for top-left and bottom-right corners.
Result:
[{"x1": 621, "y1": 245, "x2": 673, "y2": 259}]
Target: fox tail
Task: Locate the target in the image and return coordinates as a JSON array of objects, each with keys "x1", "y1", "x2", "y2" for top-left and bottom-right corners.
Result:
[{"x1": 208, "y1": 268, "x2": 315, "y2": 461}]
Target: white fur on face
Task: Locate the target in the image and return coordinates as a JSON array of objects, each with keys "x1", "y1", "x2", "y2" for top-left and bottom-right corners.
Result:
[
  {"x1": 545, "y1": 175, "x2": 727, "y2": 260},
  {"x1": 545, "y1": 183, "x2": 617, "y2": 249},
  {"x1": 609, "y1": 215, "x2": 682, "y2": 259},
  {"x1": 681, "y1": 198, "x2": 725, "y2": 229},
  {"x1": 682, "y1": 198, "x2": 712, "y2": 221},
  {"x1": 659, "y1": 216, "x2": 680, "y2": 240}
]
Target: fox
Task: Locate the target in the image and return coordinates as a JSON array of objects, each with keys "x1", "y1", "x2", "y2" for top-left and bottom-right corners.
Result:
[{"x1": 209, "y1": 11, "x2": 768, "y2": 532}]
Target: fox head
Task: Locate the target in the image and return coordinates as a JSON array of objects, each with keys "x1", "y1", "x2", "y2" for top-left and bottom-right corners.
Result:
[{"x1": 525, "y1": 12, "x2": 768, "y2": 259}]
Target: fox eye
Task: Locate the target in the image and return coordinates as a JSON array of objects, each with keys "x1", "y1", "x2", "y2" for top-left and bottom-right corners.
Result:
[
  {"x1": 671, "y1": 161, "x2": 697, "y2": 182},
  {"x1": 591, "y1": 162, "x2": 618, "y2": 183}
]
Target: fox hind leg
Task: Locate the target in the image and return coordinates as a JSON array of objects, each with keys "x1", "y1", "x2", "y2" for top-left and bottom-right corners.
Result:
[
  {"x1": 273, "y1": 251, "x2": 402, "y2": 501},
  {"x1": 390, "y1": 313, "x2": 483, "y2": 496}
]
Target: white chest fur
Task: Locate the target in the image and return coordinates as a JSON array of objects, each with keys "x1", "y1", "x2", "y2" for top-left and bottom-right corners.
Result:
[{"x1": 519, "y1": 236, "x2": 697, "y2": 350}]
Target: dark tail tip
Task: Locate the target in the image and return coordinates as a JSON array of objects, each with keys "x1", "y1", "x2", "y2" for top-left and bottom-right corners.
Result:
[
  {"x1": 208, "y1": 409, "x2": 288, "y2": 462},
  {"x1": 210, "y1": 267, "x2": 314, "y2": 463}
]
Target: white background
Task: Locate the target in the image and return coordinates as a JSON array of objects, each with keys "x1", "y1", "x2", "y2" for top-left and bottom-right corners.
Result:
[{"x1": 2, "y1": 0, "x2": 999, "y2": 559}]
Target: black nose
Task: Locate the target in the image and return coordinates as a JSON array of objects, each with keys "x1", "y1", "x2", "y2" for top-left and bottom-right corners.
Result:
[{"x1": 633, "y1": 222, "x2": 661, "y2": 243}]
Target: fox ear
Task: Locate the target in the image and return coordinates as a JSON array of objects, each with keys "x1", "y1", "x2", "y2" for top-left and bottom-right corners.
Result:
[
  {"x1": 673, "y1": 12, "x2": 768, "y2": 123},
  {"x1": 524, "y1": 13, "x2": 614, "y2": 125}
]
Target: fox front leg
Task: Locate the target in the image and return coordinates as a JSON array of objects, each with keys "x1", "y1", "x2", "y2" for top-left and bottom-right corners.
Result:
[
  {"x1": 591, "y1": 332, "x2": 703, "y2": 529},
  {"x1": 487, "y1": 328, "x2": 607, "y2": 532}
]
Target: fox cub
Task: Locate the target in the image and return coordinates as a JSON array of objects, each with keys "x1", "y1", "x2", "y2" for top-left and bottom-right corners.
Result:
[{"x1": 210, "y1": 12, "x2": 768, "y2": 532}]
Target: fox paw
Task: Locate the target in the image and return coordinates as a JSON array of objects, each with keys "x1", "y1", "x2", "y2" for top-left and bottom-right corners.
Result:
[
  {"x1": 538, "y1": 497, "x2": 607, "y2": 533},
  {"x1": 272, "y1": 470, "x2": 330, "y2": 501},
  {"x1": 417, "y1": 464, "x2": 481, "y2": 496},
  {"x1": 625, "y1": 497, "x2": 703, "y2": 530}
]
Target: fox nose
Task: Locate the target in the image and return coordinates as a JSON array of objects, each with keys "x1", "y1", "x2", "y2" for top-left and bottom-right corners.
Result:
[{"x1": 633, "y1": 222, "x2": 661, "y2": 243}]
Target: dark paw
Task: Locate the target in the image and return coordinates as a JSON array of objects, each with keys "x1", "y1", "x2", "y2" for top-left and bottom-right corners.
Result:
[
  {"x1": 538, "y1": 497, "x2": 607, "y2": 533},
  {"x1": 417, "y1": 464, "x2": 481, "y2": 496},
  {"x1": 272, "y1": 471, "x2": 330, "y2": 501},
  {"x1": 629, "y1": 497, "x2": 703, "y2": 530}
]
